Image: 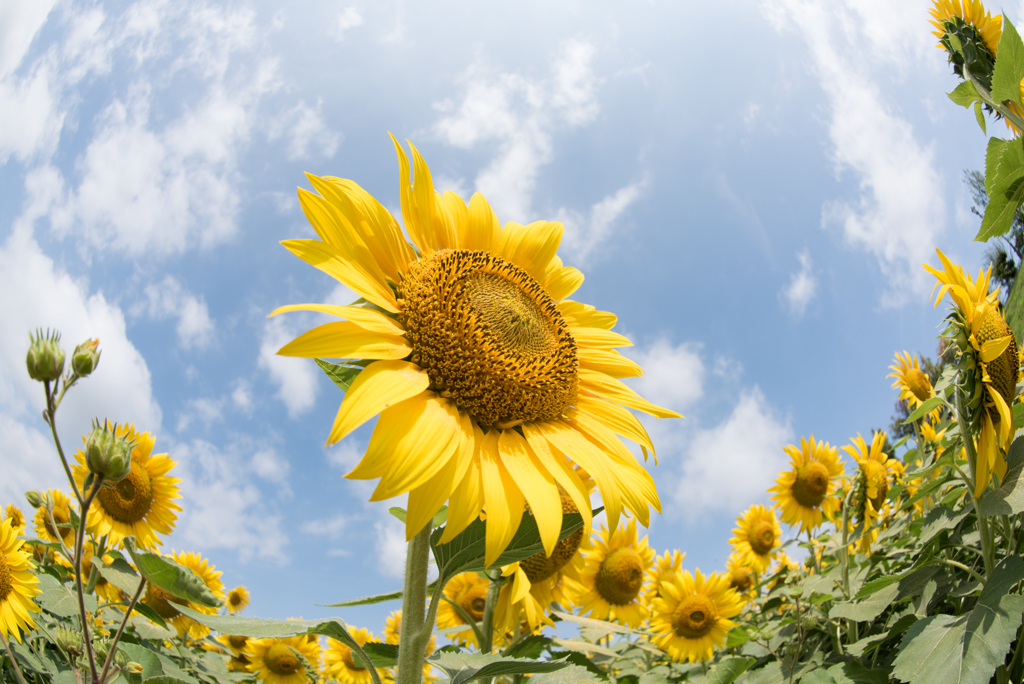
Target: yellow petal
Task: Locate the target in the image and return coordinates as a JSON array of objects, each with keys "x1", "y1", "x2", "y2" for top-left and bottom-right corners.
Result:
[
  {"x1": 277, "y1": 321, "x2": 411, "y2": 360},
  {"x1": 268, "y1": 304, "x2": 405, "y2": 336},
  {"x1": 510, "y1": 565, "x2": 531, "y2": 604},
  {"x1": 480, "y1": 430, "x2": 525, "y2": 567},
  {"x1": 406, "y1": 421, "x2": 474, "y2": 540},
  {"x1": 326, "y1": 177, "x2": 415, "y2": 278},
  {"x1": 440, "y1": 423, "x2": 485, "y2": 544},
  {"x1": 544, "y1": 266, "x2": 584, "y2": 301},
  {"x1": 525, "y1": 433, "x2": 593, "y2": 537},
  {"x1": 557, "y1": 301, "x2": 617, "y2": 330},
  {"x1": 576, "y1": 394, "x2": 656, "y2": 462},
  {"x1": 498, "y1": 430, "x2": 561, "y2": 557},
  {"x1": 571, "y1": 327, "x2": 633, "y2": 350},
  {"x1": 392, "y1": 133, "x2": 429, "y2": 253},
  {"x1": 466, "y1": 192, "x2": 500, "y2": 253},
  {"x1": 579, "y1": 369, "x2": 682, "y2": 419},
  {"x1": 327, "y1": 360, "x2": 430, "y2": 444},
  {"x1": 981, "y1": 334, "x2": 1013, "y2": 363},
  {"x1": 281, "y1": 239, "x2": 398, "y2": 313},
  {"x1": 440, "y1": 191, "x2": 470, "y2": 250},
  {"x1": 409, "y1": 140, "x2": 457, "y2": 251},
  {"x1": 578, "y1": 348, "x2": 644, "y2": 378},
  {"x1": 498, "y1": 220, "x2": 564, "y2": 282}
]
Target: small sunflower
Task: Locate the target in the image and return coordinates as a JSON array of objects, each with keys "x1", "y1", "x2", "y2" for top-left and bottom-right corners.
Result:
[
  {"x1": 71, "y1": 424, "x2": 182, "y2": 550},
  {"x1": 769, "y1": 551, "x2": 800, "y2": 590},
  {"x1": 843, "y1": 432, "x2": 904, "y2": 553},
  {"x1": 3, "y1": 505, "x2": 25, "y2": 534},
  {"x1": 0, "y1": 518, "x2": 41, "y2": 643},
  {"x1": 33, "y1": 489, "x2": 76, "y2": 548},
  {"x1": 643, "y1": 549, "x2": 685, "y2": 604},
  {"x1": 249, "y1": 635, "x2": 321, "y2": 684},
  {"x1": 728, "y1": 504, "x2": 781, "y2": 574},
  {"x1": 323, "y1": 627, "x2": 387, "y2": 684},
  {"x1": 436, "y1": 572, "x2": 489, "y2": 646},
  {"x1": 228, "y1": 586, "x2": 250, "y2": 615},
  {"x1": 216, "y1": 634, "x2": 251, "y2": 658},
  {"x1": 273, "y1": 139, "x2": 679, "y2": 564},
  {"x1": 725, "y1": 553, "x2": 757, "y2": 601},
  {"x1": 650, "y1": 569, "x2": 743, "y2": 664},
  {"x1": 577, "y1": 519, "x2": 654, "y2": 628},
  {"x1": 140, "y1": 551, "x2": 225, "y2": 638},
  {"x1": 228, "y1": 654, "x2": 253, "y2": 673},
  {"x1": 769, "y1": 436, "x2": 844, "y2": 533},
  {"x1": 888, "y1": 352, "x2": 934, "y2": 409}
]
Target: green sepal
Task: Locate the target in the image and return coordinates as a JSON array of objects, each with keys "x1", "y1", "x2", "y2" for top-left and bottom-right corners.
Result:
[{"x1": 315, "y1": 358, "x2": 365, "y2": 392}]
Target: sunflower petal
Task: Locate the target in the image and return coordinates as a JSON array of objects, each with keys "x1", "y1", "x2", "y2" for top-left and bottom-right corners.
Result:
[
  {"x1": 576, "y1": 394, "x2": 656, "y2": 462},
  {"x1": 268, "y1": 304, "x2": 405, "y2": 336},
  {"x1": 499, "y1": 220, "x2": 564, "y2": 282},
  {"x1": 480, "y1": 430, "x2": 526, "y2": 567},
  {"x1": 579, "y1": 369, "x2": 682, "y2": 419},
  {"x1": 277, "y1": 321, "x2": 411, "y2": 360},
  {"x1": 466, "y1": 193, "x2": 500, "y2": 253},
  {"x1": 578, "y1": 348, "x2": 644, "y2": 378},
  {"x1": 440, "y1": 191, "x2": 470, "y2": 250},
  {"x1": 572, "y1": 327, "x2": 633, "y2": 349},
  {"x1": 281, "y1": 239, "x2": 399, "y2": 313},
  {"x1": 498, "y1": 430, "x2": 561, "y2": 557},
  {"x1": 557, "y1": 301, "x2": 618, "y2": 330},
  {"x1": 441, "y1": 423, "x2": 485, "y2": 544},
  {"x1": 325, "y1": 177, "x2": 416, "y2": 277},
  {"x1": 409, "y1": 140, "x2": 457, "y2": 250},
  {"x1": 327, "y1": 361, "x2": 430, "y2": 445},
  {"x1": 525, "y1": 434, "x2": 593, "y2": 537},
  {"x1": 981, "y1": 335, "x2": 1013, "y2": 363},
  {"x1": 544, "y1": 266, "x2": 585, "y2": 301}
]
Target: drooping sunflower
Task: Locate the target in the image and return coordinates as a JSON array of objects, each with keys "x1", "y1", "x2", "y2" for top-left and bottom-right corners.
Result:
[
  {"x1": 273, "y1": 138, "x2": 680, "y2": 564},
  {"x1": 843, "y1": 432, "x2": 904, "y2": 553},
  {"x1": 71, "y1": 424, "x2": 182, "y2": 550},
  {"x1": 33, "y1": 489, "x2": 76, "y2": 548},
  {"x1": 323, "y1": 627, "x2": 388, "y2": 684},
  {"x1": 769, "y1": 436, "x2": 844, "y2": 533},
  {"x1": 888, "y1": 351, "x2": 934, "y2": 409},
  {"x1": 577, "y1": 518, "x2": 655, "y2": 628},
  {"x1": 728, "y1": 504, "x2": 781, "y2": 574},
  {"x1": 227, "y1": 586, "x2": 250, "y2": 615},
  {"x1": 924, "y1": 249, "x2": 1019, "y2": 497},
  {"x1": 0, "y1": 518, "x2": 41, "y2": 643},
  {"x1": 436, "y1": 572, "x2": 489, "y2": 646},
  {"x1": 650, "y1": 569, "x2": 743, "y2": 664},
  {"x1": 249, "y1": 635, "x2": 322, "y2": 684},
  {"x1": 643, "y1": 549, "x2": 685, "y2": 604},
  {"x1": 140, "y1": 551, "x2": 225, "y2": 638},
  {"x1": 725, "y1": 553, "x2": 757, "y2": 601},
  {"x1": 3, "y1": 505, "x2": 25, "y2": 535},
  {"x1": 930, "y1": 0, "x2": 1002, "y2": 57}
]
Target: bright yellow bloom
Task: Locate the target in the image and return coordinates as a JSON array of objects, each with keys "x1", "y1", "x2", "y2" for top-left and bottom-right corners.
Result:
[
  {"x1": 436, "y1": 572, "x2": 489, "y2": 646},
  {"x1": 930, "y1": 0, "x2": 1002, "y2": 56},
  {"x1": 33, "y1": 489, "x2": 76, "y2": 547},
  {"x1": 0, "y1": 519, "x2": 40, "y2": 643},
  {"x1": 249, "y1": 635, "x2": 322, "y2": 684},
  {"x1": 71, "y1": 424, "x2": 182, "y2": 550},
  {"x1": 140, "y1": 551, "x2": 225, "y2": 639},
  {"x1": 577, "y1": 519, "x2": 654, "y2": 628},
  {"x1": 728, "y1": 504, "x2": 781, "y2": 574},
  {"x1": 726, "y1": 553, "x2": 757, "y2": 601},
  {"x1": 228, "y1": 586, "x2": 250, "y2": 615},
  {"x1": 843, "y1": 432, "x2": 904, "y2": 553},
  {"x1": 3, "y1": 506, "x2": 25, "y2": 534},
  {"x1": 643, "y1": 549, "x2": 685, "y2": 604},
  {"x1": 324, "y1": 627, "x2": 386, "y2": 684},
  {"x1": 650, "y1": 569, "x2": 743, "y2": 664},
  {"x1": 274, "y1": 139, "x2": 680, "y2": 563},
  {"x1": 888, "y1": 351, "x2": 934, "y2": 409},
  {"x1": 769, "y1": 436, "x2": 844, "y2": 533},
  {"x1": 216, "y1": 634, "x2": 251, "y2": 658}
]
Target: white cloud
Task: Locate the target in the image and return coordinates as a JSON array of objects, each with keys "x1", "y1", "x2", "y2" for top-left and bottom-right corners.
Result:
[
  {"x1": 559, "y1": 180, "x2": 645, "y2": 265},
  {"x1": 330, "y1": 7, "x2": 364, "y2": 42},
  {"x1": 231, "y1": 380, "x2": 252, "y2": 412},
  {"x1": 0, "y1": 1, "x2": 57, "y2": 79},
  {"x1": 251, "y1": 447, "x2": 291, "y2": 485},
  {"x1": 674, "y1": 388, "x2": 792, "y2": 518},
  {"x1": 302, "y1": 513, "x2": 350, "y2": 539},
  {"x1": 374, "y1": 514, "x2": 406, "y2": 579},
  {"x1": 0, "y1": 413, "x2": 67, "y2": 511},
  {"x1": 136, "y1": 276, "x2": 215, "y2": 350},
  {"x1": 327, "y1": 439, "x2": 365, "y2": 472},
  {"x1": 176, "y1": 397, "x2": 223, "y2": 433},
  {"x1": 258, "y1": 316, "x2": 319, "y2": 418},
  {"x1": 268, "y1": 99, "x2": 340, "y2": 161},
  {"x1": 624, "y1": 339, "x2": 705, "y2": 413},
  {"x1": 780, "y1": 249, "x2": 817, "y2": 318}
]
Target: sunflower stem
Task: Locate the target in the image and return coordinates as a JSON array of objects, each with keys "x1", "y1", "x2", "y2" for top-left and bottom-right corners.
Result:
[
  {"x1": 480, "y1": 569, "x2": 502, "y2": 654},
  {"x1": 98, "y1": 576, "x2": 146, "y2": 684},
  {"x1": 76, "y1": 475, "x2": 104, "y2": 684},
  {"x1": 43, "y1": 379, "x2": 82, "y2": 504},
  {"x1": 838, "y1": 486, "x2": 857, "y2": 644},
  {"x1": 955, "y1": 388, "x2": 996, "y2": 579},
  {"x1": 0, "y1": 628, "x2": 30, "y2": 684},
  {"x1": 396, "y1": 524, "x2": 431, "y2": 684}
]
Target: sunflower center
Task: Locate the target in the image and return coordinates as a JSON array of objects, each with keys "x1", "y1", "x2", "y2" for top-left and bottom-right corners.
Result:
[
  {"x1": 401, "y1": 249, "x2": 578, "y2": 428},
  {"x1": 459, "y1": 586, "x2": 489, "y2": 622},
  {"x1": 861, "y1": 461, "x2": 889, "y2": 511},
  {"x1": 229, "y1": 635, "x2": 248, "y2": 650},
  {"x1": 978, "y1": 309, "x2": 1020, "y2": 419},
  {"x1": 595, "y1": 547, "x2": 644, "y2": 605},
  {"x1": 730, "y1": 567, "x2": 755, "y2": 594},
  {"x1": 342, "y1": 647, "x2": 366, "y2": 671},
  {"x1": 266, "y1": 644, "x2": 302, "y2": 675},
  {"x1": 144, "y1": 584, "x2": 186, "y2": 620},
  {"x1": 522, "y1": 491, "x2": 584, "y2": 583},
  {"x1": 0, "y1": 553, "x2": 11, "y2": 602},
  {"x1": 792, "y1": 461, "x2": 830, "y2": 508},
  {"x1": 97, "y1": 460, "x2": 153, "y2": 524},
  {"x1": 672, "y1": 595, "x2": 717, "y2": 639},
  {"x1": 906, "y1": 368, "x2": 933, "y2": 403},
  {"x1": 749, "y1": 521, "x2": 776, "y2": 556}
]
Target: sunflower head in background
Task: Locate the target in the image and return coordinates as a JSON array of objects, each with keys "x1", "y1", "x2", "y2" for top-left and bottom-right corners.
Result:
[
  {"x1": 577, "y1": 518, "x2": 654, "y2": 628},
  {"x1": 140, "y1": 550, "x2": 225, "y2": 639},
  {"x1": 643, "y1": 548, "x2": 686, "y2": 605},
  {"x1": 726, "y1": 552, "x2": 757, "y2": 601},
  {"x1": 843, "y1": 432, "x2": 904, "y2": 554},
  {"x1": 769, "y1": 436, "x2": 844, "y2": 533},
  {"x1": 0, "y1": 518, "x2": 41, "y2": 643},
  {"x1": 227, "y1": 586, "x2": 250, "y2": 615},
  {"x1": 650, "y1": 568, "x2": 743, "y2": 664},
  {"x1": 728, "y1": 504, "x2": 781, "y2": 574},
  {"x1": 250, "y1": 635, "x2": 322, "y2": 684},
  {"x1": 32, "y1": 488, "x2": 76, "y2": 548},
  {"x1": 930, "y1": 0, "x2": 1002, "y2": 88},
  {"x1": 436, "y1": 572, "x2": 489, "y2": 646},
  {"x1": 273, "y1": 138, "x2": 680, "y2": 564},
  {"x1": 2, "y1": 505, "x2": 25, "y2": 535},
  {"x1": 888, "y1": 351, "x2": 934, "y2": 409}
]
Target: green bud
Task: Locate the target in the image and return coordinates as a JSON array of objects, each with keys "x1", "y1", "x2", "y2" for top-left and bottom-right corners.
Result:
[
  {"x1": 125, "y1": 662, "x2": 143, "y2": 674},
  {"x1": 26, "y1": 329, "x2": 65, "y2": 382},
  {"x1": 71, "y1": 338, "x2": 101, "y2": 377},
  {"x1": 24, "y1": 490, "x2": 44, "y2": 509},
  {"x1": 114, "y1": 649, "x2": 130, "y2": 667},
  {"x1": 54, "y1": 626, "x2": 83, "y2": 657},
  {"x1": 84, "y1": 421, "x2": 134, "y2": 482}
]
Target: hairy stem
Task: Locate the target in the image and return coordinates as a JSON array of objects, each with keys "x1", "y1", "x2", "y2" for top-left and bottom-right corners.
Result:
[
  {"x1": 76, "y1": 476, "x2": 104, "y2": 684},
  {"x1": 43, "y1": 380, "x2": 82, "y2": 503},
  {"x1": 395, "y1": 525, "x2": 431, "y2": 684},
  {"x1": 480, "y1": 569, "x2": 502, "y2": 654}
]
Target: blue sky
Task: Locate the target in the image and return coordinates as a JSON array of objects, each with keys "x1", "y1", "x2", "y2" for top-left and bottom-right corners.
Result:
[{"x1": 0, "y1": 0, "x2": 1011, "y2": 633}]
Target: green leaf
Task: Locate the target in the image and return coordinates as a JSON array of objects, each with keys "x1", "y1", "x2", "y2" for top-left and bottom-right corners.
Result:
[
  {"x1": 550, "y1": 610, "x2": 647, "y2": 639},
  {"x1": 143, "y1": 678, "x2": 193, "y2": 684},
  {"x1": 905, "y1": 397, "x2": 949, "y2": 424},
  {"x1": 95, "y1": 556, "x2": 144, "y2": 596},
  {"x1": 360, "y1": 642, "x2": 398, "y2": 668},
  {"x1": 35, "y1": 573, "x2": 98, "y2": 617},
  {"x1": 123, "y1": 538, "x2": 221, "y2": 608},
  {"x1": 949, "y1": 80, "x2": 984, "y2": 108},
  {"x1": 975, "y1": 101, "x2": 988, "y2": 133},
  {"x1": 546, "y1": 652, "x2": 608, "y2": 681},
  {"x1": 551, "y1": 638, "x2": 617, "y2": 657},
  {"x1": 991, "y1": 18, "x2": 1024, "y2": 108},
  {"x1": 725, "y1": 625, "x2": 750, "y2": 648},
  {"x1": 892, "y1": 557, "x2": 1024, "y2": 684},
  {"x1": 389, "y1": 506, "x2": 448, "y2": 529},
  {"x1": 316, "y1": 358, "x2": 363, "y2": 392},
  {"x1": 978, "y1": 137, "x2": 1024, "y2": 241},
  {"x1": 529, "y1": 664, "x2": 604, "y2": 684},
  {"x1": 918, "y1": 505, "x2": 968, "y2": 545},
  {"x1": 324, "y1": 588, "x2": 403, "y2": 608},
  {"x1": 979, "y1": 434, "x2": 1024, "y2": 516},
  {"x1": 822, "y1": 662, "x2": 889, "y2": 684},
  {"x1": 503, "y1": 635, "x2": 551, "y2": 660},
  {"x1": 426, "y1": 652, "x2": 569, "y2": 684},
  {"x1": 119, "y1": 643, "x2": 164, "y2": 682},
  {"x1": 830, "y1": 581, "x2": 899, "y2": 623},
  {"x1": 129, "y1": 614, "x2": 176, "y2": 640},
  {"x1": 705, "y1": 656, "x2": 755, "y2": 684}
]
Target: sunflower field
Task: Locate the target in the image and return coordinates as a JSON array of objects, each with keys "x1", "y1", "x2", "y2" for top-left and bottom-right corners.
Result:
[{"x1": 9, "y1": 2, "x2": 1024, "y2": 684}]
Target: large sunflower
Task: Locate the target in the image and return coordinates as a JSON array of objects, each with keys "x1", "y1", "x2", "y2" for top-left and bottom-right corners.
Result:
[
  {"x1": 249, "y1": 635, "x2": 322, "y2": 684},
  {"x1": 436, "y1": 572, "x2": 489, "y2": 646},
  {"x1": 33, "y1": 489, "x2": 76, "y2": 548},
  {"x1": 769, "y1": 436, "x2": 844, "y2": 533},
  {"x1": 843, "y1": 432, "x2": 904, "y2": 553},
  {"x1": 577, "y1": 518, "x2": 654, "y2": 628},
  {"x1": 0, "y1": 518, "x2": 40, "y2": 643},
  {"x1": 728, "y1": 504, "x2": 780, "y2": 574},
  {"x1": 273, "y1": 139, "x2": 679, "y2": 564},
  {"x1": 71, "y1": 424, "x2": 182, "y2": 550},
  {"x1": 140, "y1": 551, "x2": 225, "y2": 638},
  {"x1": 650, "y1": 569, "x2": 743, "y2": 664},
  {"x1": 888, "y1": 352, "x2": 934, "y2": 409}
]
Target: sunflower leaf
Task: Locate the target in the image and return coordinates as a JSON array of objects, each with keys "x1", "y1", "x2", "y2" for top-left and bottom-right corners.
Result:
[
  {"x1": 978, "y1": 434, "x2": 1024, "y2": 516},
  {"x1": 122, "y1": 538, "x2": 222, "y2": 608},
  {"x1": 978, "y1": 137, "x2": 1024, "y2": 242},
  {"x1": 95, "y1": 556, "x2": 144, "y2": 596},
  {"x1": 359, "y1": 642, "x2": 398, "y2": 668},
  {"x1": 322, "y1": 580, "x2": 437, "y2": 607},
  {"x1": 426, "y1": 652, "x2": 570, "y2": 684},
  {"x1": 992, "y1": 19, "x2": 1024, "y2": 109},
  {"x1": 704, "y1": 656, "x2": 756, "y2": 684},
  {"x1": 948, "y1": 80, "x2": 983, "y2": 108},
  {"x1": 315, "y1": 358, "x2": 364, "y2": 392},
  {"x1": 528, "y1": 664, "x2": 605, "y2": 684},
  {"x1": 904, "y1": 396, "x2": 948, "y2": 424}
]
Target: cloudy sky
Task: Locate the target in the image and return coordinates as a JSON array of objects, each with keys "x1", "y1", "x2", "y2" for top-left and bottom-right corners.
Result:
[{"x1": 0, "y1": 0, "x2": 1012, "y2": 630}]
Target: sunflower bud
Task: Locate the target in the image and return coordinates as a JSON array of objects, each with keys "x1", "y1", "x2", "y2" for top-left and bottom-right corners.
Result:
[
  {"x1": 54, "y1": 626, "x2": 83, "y2": 657},
  {"x1": 84, "y1": 421, "x2": 134, "y2": 483},
  {"x1": 71, "y1": 338, "x2": 101, "y2": 377},
  {"x1": 26, "y1": 329, "x2": 64, "y2": 382},
  {"x1": 124, "y1": 662, "x2": 144, "y2": 674},
  {"x1": 24, "y1": 490, "x2": 44, "y2": 509}
]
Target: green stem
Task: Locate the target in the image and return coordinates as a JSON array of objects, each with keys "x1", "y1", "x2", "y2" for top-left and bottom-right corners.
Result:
[
  {"x1": 480, "y1": 569, "x2": 502, "y2": 654},
  {"x1": 98, "y1": 577, "x2": 145, "y2": 684},
  {"x1": 805, "y1": 530, "x2": 821, "y2": 575},
  {"x1": 396, "y1": 524, "x2": 431, "y2": 684},
  {"x1": 0, "y1": 628, "x2": 30, "y2": 684},
  {"x1": 43, "y1": 380, "x2": 82, "y2": 503},
  {"x1": 76, "y1": 476, "x2": 104, "y2": 684},
  {"x1": 839, "y1": 487, "x2": 858, "y2": 644},
  {"x1": 955, "y1": 389, "x2": 996, "y2": 579},
  {"x1": 965, "y1": 68, "x2": 1024, "y2": 133},
  {"x1": 937, "y1": 558, "x2": 987, "y2": 585}
]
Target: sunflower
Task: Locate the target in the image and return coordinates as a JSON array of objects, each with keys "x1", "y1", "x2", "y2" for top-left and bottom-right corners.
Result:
[
  {"x1": 769, "y1": 436, "x2": 844, "y2": 533},
  {"x1": 930, "y1": 0, "x2": 1002, "y2": 57},
  {"x1": 650, "y1": 569, "x2": 743, "y2": 664},
  {"x1": 323, "y1": 627, "x2": 388, "y2": 684},
  {"x1": 33, "y1": 489, "x2": 76, "y2": 548},
  {"x1": 728, "y1": 505, "x2": 781, "y2": 574},
  {"x1": 725, "y1": 553, "x2": 757, "y2": 601},
  {"x1": 888, "y1": 352, "x2": 934, "y2": 409},
  {"x1": 216, "y1": 634, "x2": 252, "y2": 658},
  {"x1": 436, "y1": 572, "x2": 489, "y2": 646},
  {"x1": 382, "y1": 610, "x2": 435, "y2": 681},
  {"x1": 577, "y1": 518, "x2": 654, "y2": 628},
  {"x1": 843, "y1": 432, "x2": 904, "y2": 553},
  {"x1": 71, "y1": 424, "x2": 182, "y2": 550},
  {"x1": 3, "y1": 506, "x2": 25, "y2": 535},
  {"x1": 643, "y1": 549, "x2": 685, "y2": 604},
  {"x1": 272, "y1": 139, "x2": 680, "y2": 564},
  {"x1": 227, "y1": 586, "x2": 250, "y2": 615},
  {"x1": 0, "y1": 518, "x2": 41, "y2": 643},
  {"x1": 249, "y1": 635, "x2": 322, "y2": 684},
  {"x1": 140, "y1": 551, "x2": 225, "y2": 639},
  {"x1": 768, "y1": 551, "x2": 800, "y2": 590}
]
